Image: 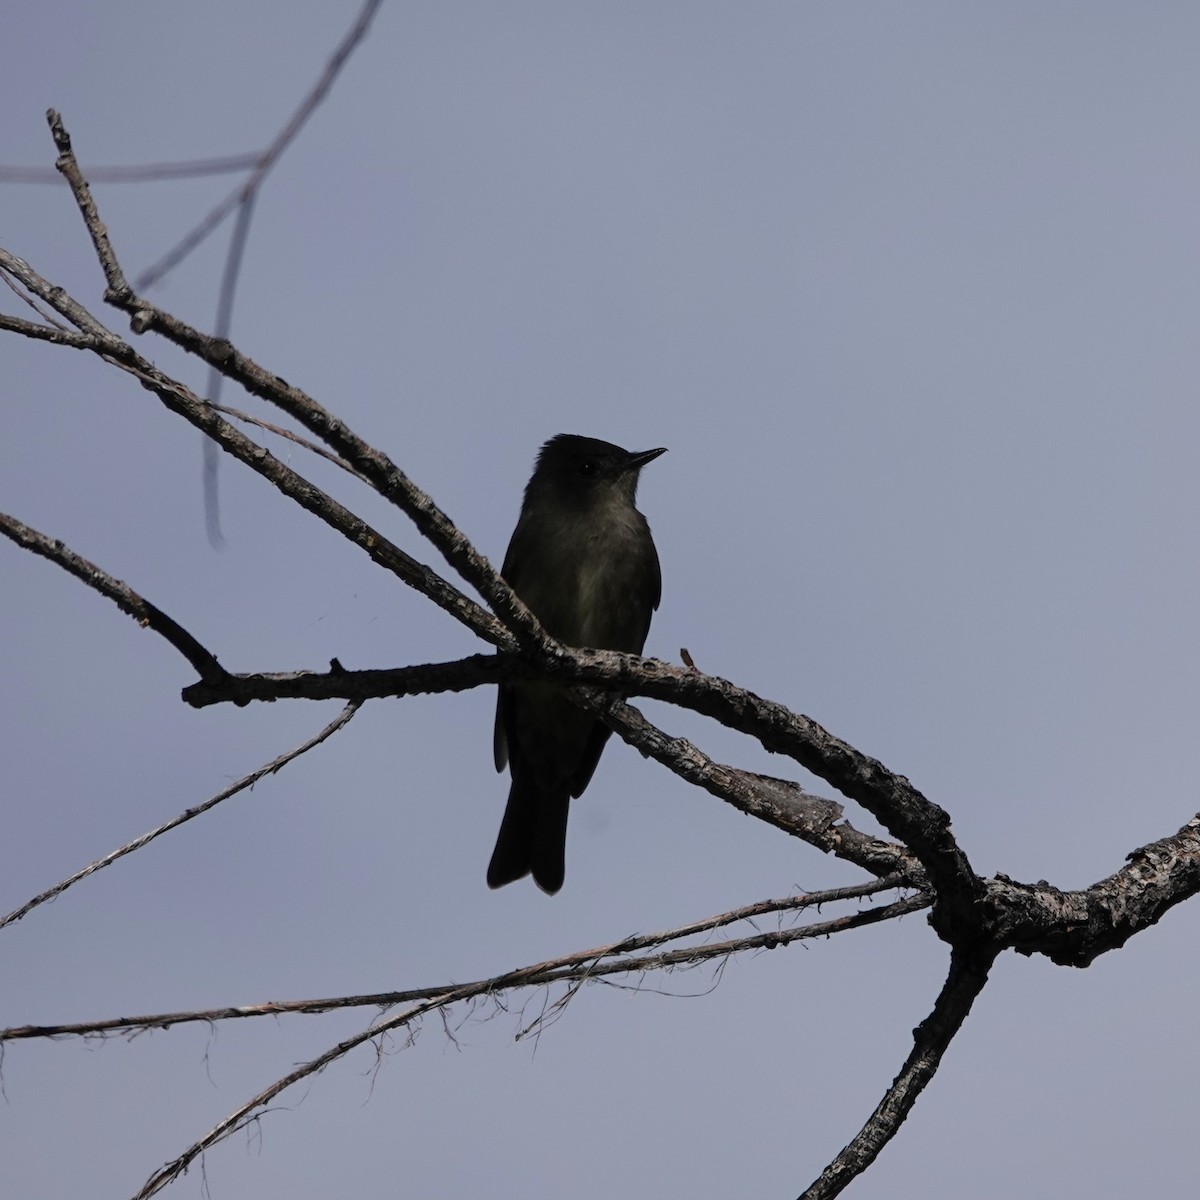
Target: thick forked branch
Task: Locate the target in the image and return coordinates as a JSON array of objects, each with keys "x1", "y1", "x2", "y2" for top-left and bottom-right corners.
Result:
[{"x1": 183, "y1": 649, "x2": 966, "y2": 898}]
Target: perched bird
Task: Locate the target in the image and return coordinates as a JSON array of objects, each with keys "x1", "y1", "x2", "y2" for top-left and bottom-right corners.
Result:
[{"x1": 488, "y1": 434, "x2": 666, "y2": 894}]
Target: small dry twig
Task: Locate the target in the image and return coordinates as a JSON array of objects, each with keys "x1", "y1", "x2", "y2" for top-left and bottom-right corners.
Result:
[
  {"x1": 119, "y1": 891, "x2": 928, "y2": 1200},
  {"x1": 0, "y1": 703, "x2": 360, "y2": 930}
]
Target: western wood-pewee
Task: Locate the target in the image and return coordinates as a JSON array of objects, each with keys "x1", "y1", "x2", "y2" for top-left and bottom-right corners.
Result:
[{"x1": 488, "y1": 434, "x2": 666, "y2": 894}]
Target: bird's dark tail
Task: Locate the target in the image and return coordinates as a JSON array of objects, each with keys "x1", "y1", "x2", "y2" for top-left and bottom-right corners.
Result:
[{"x1": 487, "y1": 772, "x2": 570, "y2": 895}]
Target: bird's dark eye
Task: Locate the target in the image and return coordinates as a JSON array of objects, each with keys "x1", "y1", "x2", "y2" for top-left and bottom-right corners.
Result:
[{"x1": 579, "y1": 460, "x2": 596, "y2": 476}]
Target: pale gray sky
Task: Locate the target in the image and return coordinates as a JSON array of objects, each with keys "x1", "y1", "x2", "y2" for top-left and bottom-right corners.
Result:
[{"x1": 3, "y1": 4, "x2": 1198, "y2": 1197}]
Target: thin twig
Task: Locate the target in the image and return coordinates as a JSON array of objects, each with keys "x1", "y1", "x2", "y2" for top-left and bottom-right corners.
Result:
[
  {"x1": 133, "y1": 0, "x2": 384, "y2": 289},
  {"x1": 2, "y1": 880, "x2": 923, "y2": 1041},
  {"x1": 1, "y1": 264, "x2": 71, "y2": 329},
  {"x1": 199, "y1": 184, "x2": 256, "y2": 547},
  {"x1": 201, "y1": 187, "x2": 258, "y2": 546},
  {"x1": 0, "y1": 154, "x2": 261, "y2": 184},
  {"x1": 206, "y1": 400, "x2": 367, "y2": 481},
  {"x1": 131, "y1": 993, "x2": 460, "y2": 1200},
  {"x1": 125, "y1": 894, "x2": 929, "y2": 1199},
  {"x1": 0, "y1": 703, "x2": 360, "y2": 931}
]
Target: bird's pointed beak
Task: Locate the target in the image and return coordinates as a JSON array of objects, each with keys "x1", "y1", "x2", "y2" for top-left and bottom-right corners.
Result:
[{"x1": 628, "y1": 446, "x2": 667, "y2": 470}]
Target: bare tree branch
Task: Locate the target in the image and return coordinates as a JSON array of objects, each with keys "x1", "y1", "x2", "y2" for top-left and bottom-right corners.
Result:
[
  {"x1": 0, "y1": 247, "x2": 114, "y2": 338},
  {"x1": 1, "y1": 263, "x2": 73, "y2": 329},
  {"x1": 0, "y1": 703, "x2": 360, "y2": 931},
  {"x1": 592, "y1": 697, "x2": 923, "y2": 881},
  {"x1": 177, "y1": 656, "x2": 1200, "y2": 964},
  {"x1": 177, "y1": 648, "x2": 1200, "y2": 957},
  {"x1": 178, "y1": 647, "x2": 974, "y2": 903},
  {"x1": 2, "y1": 882, "x2": 922, "y2": 1043},
  {"x1": 117, "y1": 893, "x2": 928, "y2": 1200},
  {"x1": 45, "y1": 109, "x2": 548, "y2": 649},
  {"x1": 180, "y1": 654, "x2": 920, "y2": 878},
  {"x1": 0, "y1": 511, "x2": 225, "y2": 684},
  {"x1": 984, "y1": 811, "x2": 1200, "y2": 966},
  {"x1": 799, "y1": 945, "x2": 996, "y2": 1199},
  {"x1": 0, "y1": 246, "x2": 510, "y2": 650},
  {"x1": 0, "y1": 311, "x2": 93, "y2": 347}
]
